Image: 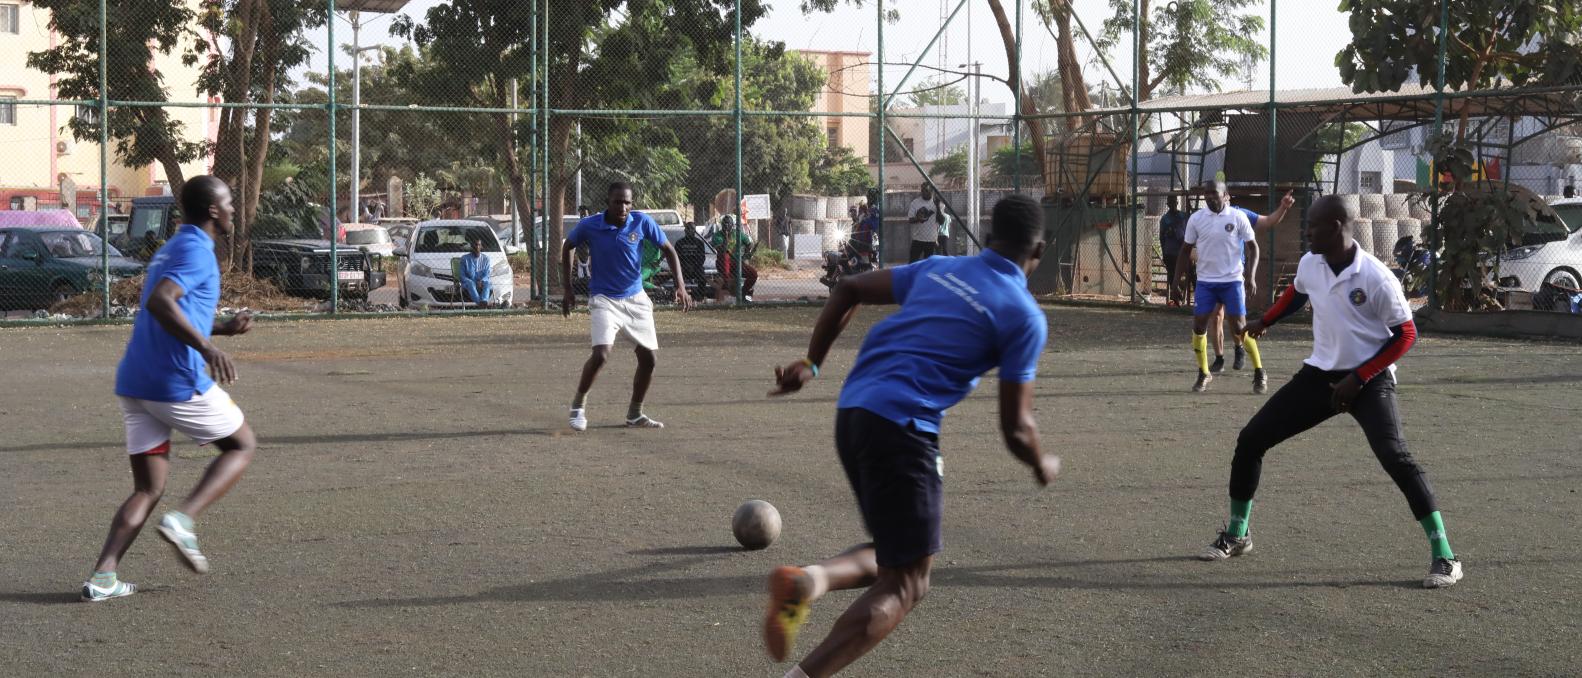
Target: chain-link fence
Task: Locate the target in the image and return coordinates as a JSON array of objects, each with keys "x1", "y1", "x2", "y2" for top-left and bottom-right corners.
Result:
[{"x1": 2, "y1": 1, "x2": 1579, "y2": 324}]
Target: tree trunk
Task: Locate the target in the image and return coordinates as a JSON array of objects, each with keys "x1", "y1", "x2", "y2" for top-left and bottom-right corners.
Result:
[
  {"x1": 547, "y1": 115, "x2": 576, "y2": 292},
  {"x1": 987, "y1": 0, "x2": 1049, "y2": 186},
  {"x1": 211, "y1": 0, "x2": 260, "y2": 189},
  {"x1": 1137, "y1": 0, "x2": 1152, "y2": 101},
  {"x1": 490, "y1": 100, "x2": 530, "y2": 252},
  {"x1": 1052, "y1": 5, "x2": 1093, "y2": 127}
]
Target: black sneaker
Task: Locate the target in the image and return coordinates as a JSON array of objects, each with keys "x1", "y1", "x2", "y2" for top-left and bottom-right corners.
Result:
[
  {"x1": 1423, "y1": 558, "x2": 1463, "y2": 588},
  {"x1": 1192, "y1": 371, "x2": 1213, "y2": 393},
  {"x1": 1198, "y1": 531, "x2": 1253, "y2": 561},
  {"x1": 1233, "y1": 345, "x2": 1246, "y2": 371},
  {"x1": 1253, "y1": 368, "x2": 1268, "y2": 395},
  {"x1": 1210, "y1": 355, "x2": 1226, "y2": 374}
]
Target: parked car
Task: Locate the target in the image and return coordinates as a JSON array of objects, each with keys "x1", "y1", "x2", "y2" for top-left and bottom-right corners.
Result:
[
  {"x1": 127, "y1": 195, "x2": 383, "y2": 300},
  {"x1": 395, "y1": 220, "x2": 515, "y2": 308},
  {"x1": 0, "y1": 226, "x2": 145, "y2": 310},
  {"x1": 379, "y1": 217, "x2": 419, "y2": 250},
  {"x1": 0, "y1": 209, "x2": 84, "y2": 230},
  {"x1": 1498, "y1": 196, "x2": 1582, "y2": 311},
  {"x1": 341, "y1": 223, "x2": 396, "y2": 257}
]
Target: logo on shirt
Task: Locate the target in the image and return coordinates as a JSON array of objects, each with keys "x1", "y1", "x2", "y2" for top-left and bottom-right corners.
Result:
[
  {"x1": 628, "y1": 231, "x2": 640, "y2": 243},
  {"x1": 1224, "y1": 223, "x2": 1234, "y2": 233},
  {"x1": 1349, "y1": 288, "x2": 1367, "y2": 306}
]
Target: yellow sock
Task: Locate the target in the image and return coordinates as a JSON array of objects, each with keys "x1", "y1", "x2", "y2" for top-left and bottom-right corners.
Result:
[
  {"x1": 1242, "y1": 335, "x2": 1263, "y2": 370},
  {"x1": 1192, "y1": 333, "x2": 1209, "y2": 374}
]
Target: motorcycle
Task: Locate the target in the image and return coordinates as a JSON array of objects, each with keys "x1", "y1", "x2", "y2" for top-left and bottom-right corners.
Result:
[
  {"x1": 1392, "y1": 235, "x2": 1431, "y2": 297},
  {"x1": 821, "y1": 226, "x2": 879, "y2": 290}
]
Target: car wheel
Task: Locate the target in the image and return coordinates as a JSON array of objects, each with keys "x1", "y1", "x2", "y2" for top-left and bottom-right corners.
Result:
[{"x1": 1541, "y1": 268, "x2": 1581, "y2": 312}]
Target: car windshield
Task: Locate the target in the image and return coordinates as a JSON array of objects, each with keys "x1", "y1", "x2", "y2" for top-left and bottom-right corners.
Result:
[
  {"x1": 37, "y1": 230, "x2": 120, "y2": 257},
  {"x1": 647, "y1": 211, "x2": 681, "y2": 226},
  {"x1": 413, "y1": 225, "x2": 498, "y2": 253},
  {"x1": 345, "y1": 229, "x2": 391, "y2": 246},
  {"x1": 1550, "y1": 204, "x2": 1582, "y2": 235}
]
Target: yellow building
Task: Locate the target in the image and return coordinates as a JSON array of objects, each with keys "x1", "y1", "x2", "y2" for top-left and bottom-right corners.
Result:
[
  {"x1": 0, "y1": 0, "x2": 214, "y2": 219},
  {"x1": 795, "y1": 49, "x2": 871, "y2": 164}
]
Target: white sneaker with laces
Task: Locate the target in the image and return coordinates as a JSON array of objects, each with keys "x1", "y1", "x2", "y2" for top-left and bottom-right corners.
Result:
[
  {"x1": 156, "y1": 512, "x2": 210, "y2": 574},
  {"x1": 1424, "y1": 557, "x2": 1463, "y2": 589},
  {"x1": 80, "y1": 579, "x2": 136, "y2": 602},
  {"x1": 569, "y1": 408, "x2": 588, "y2": 432},
  {"x1": 625, "y1": 415, "x2": 664, "y2": 429}
]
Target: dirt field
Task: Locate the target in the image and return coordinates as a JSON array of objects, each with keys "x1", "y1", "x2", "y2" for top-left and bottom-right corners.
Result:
[{"x1": 3, "y1": 306, "x2": 1580, "y2": 677}]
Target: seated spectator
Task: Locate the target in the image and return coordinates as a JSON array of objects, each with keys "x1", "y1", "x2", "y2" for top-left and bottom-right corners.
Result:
[
  {"x1": 711, "y1": 214, "x2": 758, "y2": 302},
  {"x1": 457, "y1": 237, "x2": 493, "y2": 307}
]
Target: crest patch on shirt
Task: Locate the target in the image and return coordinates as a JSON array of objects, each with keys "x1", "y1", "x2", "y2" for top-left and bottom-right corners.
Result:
[
  {"x1": 1224, "y1": 222, "x2": 1234, "y2": 232},
  {"x1": 1348, "y1": 287, "x2": 1367, "y2": 306},
  {"x1": 628, "y1": 231, "x2": 640, "y2": 243}
]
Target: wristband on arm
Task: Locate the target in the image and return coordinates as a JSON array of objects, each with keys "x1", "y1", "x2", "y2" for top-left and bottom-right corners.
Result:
[{"x1": 800, "y1": 358, "x2": 819, "y2": 378}]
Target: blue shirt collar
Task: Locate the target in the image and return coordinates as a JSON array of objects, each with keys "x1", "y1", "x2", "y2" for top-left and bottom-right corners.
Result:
[
  {"x1": 179, "y1": 224, "x2": 215, "y2": 249},
  {"x1": 980, "y1": 249, "x2": 1026, "y2": 281},
  {"x1": 597, "y1": 212, "x2": 633, "y2": 230}
]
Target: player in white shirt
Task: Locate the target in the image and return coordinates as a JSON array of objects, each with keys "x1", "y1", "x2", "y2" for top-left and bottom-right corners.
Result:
[
  {"x1": 1194, "y1": 195, "x2": 1462, "y2": 589},
  {"x1": 907, "y1": 187, "x2": 939, "y2": 263},
  {"x1": 1174, "y1": 181, "x2": 1267, "y2": 394}
]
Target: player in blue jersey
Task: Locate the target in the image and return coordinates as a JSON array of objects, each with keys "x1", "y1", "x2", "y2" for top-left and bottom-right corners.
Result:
[
  {"x1": 82, "y1": 176, "x2": 259, "y2": 602},
  {"x1": 759, "y1": 194, "x2": 1061, "y2": 677}
]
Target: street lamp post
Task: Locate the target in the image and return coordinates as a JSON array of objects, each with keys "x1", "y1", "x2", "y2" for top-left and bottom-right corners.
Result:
[{"x1": 339, "y1": 1, "x2": 409, "y2": 227}]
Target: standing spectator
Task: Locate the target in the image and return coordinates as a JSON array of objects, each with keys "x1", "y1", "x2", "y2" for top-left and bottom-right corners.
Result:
[
  {"x1": 674, "y1": 221, "x2": 710, "y2": 300},
  {"x1": 935, "y1": 195, "x2": 952, "y2": 256},
  {"x1": 369, "y1": 200, "x2": 386, "y2": 222},
  {"x1": 457, "y1": 236, "x2": 493, "y2": 308},
  {"x1": 907, "y1": 187, "x2": 938, "y2": 262},
  {"x1": 712, "y1": 214, "x2": 758, "y2": 302},
  {"x1": 1159, "y1": 194, "x2": 1188, "y2": 307},
  {"x1": 1565, "y1": 185, "x2": 1577, "y2": 199}
]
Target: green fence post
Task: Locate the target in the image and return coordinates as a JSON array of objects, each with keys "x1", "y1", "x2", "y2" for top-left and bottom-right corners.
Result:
[
  {"x1": 540, "y1": 0, "x2": 551, "y2": 309},
  {"x1": 1428, "y1": 0, "x2": 1448, "y2": 312},
  {"x1": 1266, "y1": 0, "x2": 1277, "y2": 303},
  {"x1": 734, "y1": 0, "x2": 745, "y2": 304},
  {"x1": 528, "y1": 0, "x2": 538, "y2": 303},
  {"x1": 876, "y1": 0, "x2": 885, "y2": 265},
  {"x1": 327, "y1": 0, "x2": 339, "y2": 315},
  {"x1": 1013, "y1": 0, "x2": 1022, "y2": 194},
  {"x1": 1129, "y1": 0, "x2": 1140, "y2": 303},
  {"x1": 98, "y1": 0, "x2": 109, "y2": 318}
]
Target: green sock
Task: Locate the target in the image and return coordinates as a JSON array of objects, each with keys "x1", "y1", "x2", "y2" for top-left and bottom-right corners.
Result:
[
  {"x1": 627, "y1": 401, "x2": 643, "y2": 420},
  {"x1": 572, "y1": 392, "x2": 587, "y2": 410},
  {"x1": 90, "y1": 571, "x2": 116, "y2": 587},
  {"x1": 1420, "y1": 511, "x2": 1454, "y2": 560},
  {"x1": 1228, "y1": 499, "x2": 1253, "y2": 538}
]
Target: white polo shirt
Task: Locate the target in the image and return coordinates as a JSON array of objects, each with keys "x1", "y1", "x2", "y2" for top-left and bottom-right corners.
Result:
[
  {"x1": 1293, "y1": 244, "x2": 1414, "y2": 373},
  {"x1": 1183, "y1": 207, "x2": 1255, "y2": 283},
  {"x1": 908, "y1": 197, "x2": 938, "y2": 242}
]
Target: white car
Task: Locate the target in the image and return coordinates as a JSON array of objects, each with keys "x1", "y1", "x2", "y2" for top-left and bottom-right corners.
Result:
[
  {"x1": 341, "y1": 223, "x2": 396, "y2": 257},
  {"x1": 1497, "y1": 197, "x2": 1582, "y2": 310},
  {"x1": 396, "y1": 220, "x2": 516, "y2": 309}
]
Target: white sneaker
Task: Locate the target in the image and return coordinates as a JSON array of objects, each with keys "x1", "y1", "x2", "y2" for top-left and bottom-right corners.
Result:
[
  {"x1": 569, "y1": 408, "x2": 588, "y2": 432},
  {"x1": 1424, "y1": 557, "x2": 1463, "y2": 589},
  {"x1": 625, "y1": 415, "x2": 665, "y2": 429},
  {"x1": 156, "y1": 512, "x2": 210, "y2": 574},
  {"x1": 1198, "y1": 531, "x2": 1253, "y2": 561},
  {"x1": 80, "y1": 579, "x2": 136, "y2": 602}
]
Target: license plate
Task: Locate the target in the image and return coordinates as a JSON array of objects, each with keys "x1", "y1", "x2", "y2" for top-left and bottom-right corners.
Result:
[{"x1": 337, "y1": 271, "x2": 362, "y2": 281}]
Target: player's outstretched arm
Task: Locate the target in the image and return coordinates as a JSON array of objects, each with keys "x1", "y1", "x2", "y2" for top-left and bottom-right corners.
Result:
[
  {"x1": 560, "y1": 240, "x2": 577, "y2": 317},
  {"x1": 769, "y1": 269, "x2": 896, "y2": 396},
  {"x1": 146, "y1": 278, "x2": 237, "y2": 385},
  {"x1": 1254, "y1": 191, "x2": 1295, "y2": 230},
  {"x1": 998, "y1": 380, "x2": 1058, "y2": 486}
]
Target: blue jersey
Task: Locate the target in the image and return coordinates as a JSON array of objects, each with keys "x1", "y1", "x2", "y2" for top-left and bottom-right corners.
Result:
[
  {"x1": 567, "y1": 211, "x2": 668, "y2": 298},
  {"x1": 837, "y1": 251, "x2": 1048, "y2": 434},
  {"x1": 115, "y1": 225, "x2": 220, "y2": 402}
]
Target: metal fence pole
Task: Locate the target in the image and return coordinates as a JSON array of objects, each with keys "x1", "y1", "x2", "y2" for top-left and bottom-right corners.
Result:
[
  {"x1": 540, "y1": 0, "x2": 551, "y2": 309},
  {"x1": 98, "y1": 0, "x2": 109, "y2": 318},
  {"x1": 1013, "y1": 0, "x2": 1022, "y2": 194},
  {"x1": 1428, "y1": 0, "x2": 1448, "y2": 311},
  {"x1": 327, "y1": 0, "x2": 339, "y2": 315},
  {"x1": 1129, "y1": 0, "x2": 1140, "y2": 303},
  {"x1": 876, "y1": 0, "x2": 885, "y2": 265},
  {"x1": 1266, "y1": 0, "x2": 1278, "y2": 303},
  {"x1": 734, "y1": 0, "x2": 745, "y2": 303},
  {"x1": 528, "y1": 0, "x2": 538, "y2": 303}
]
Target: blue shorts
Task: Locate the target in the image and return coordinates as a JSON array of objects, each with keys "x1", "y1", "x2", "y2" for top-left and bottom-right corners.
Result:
[
  {"x1": 1195, "y1": 280, "x2": 1246, "y2": 317},
  {"x1": 835, "y1": 408, "x2": 943, "y2": 568}
]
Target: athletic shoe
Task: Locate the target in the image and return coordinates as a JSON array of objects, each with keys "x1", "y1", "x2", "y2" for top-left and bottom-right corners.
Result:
[
  {"x1": 157, "y1": 512, "x2": 210, "y2": 574},
  {"x1": 1233, "y1": 345, "x2": 1246, "y2": 371},
  {"x1": 569, "y1": 408, "x2": 588, "y2": 432},
  {"x1": 1198, "y1": 531, "x2": 1253, "y2": 561},
  {"x1": 1253, "y1": 368, "x2": 1269, "y2": 395},
  {"x1": 1210, "y1": 355, "x2": 1226, "y2": 374},
  {"x1": 1424, "y1": 558, "x2": 1463, "y2": 589},
  {"x1": 625, "y1": 415, "x2": 665, "y2": 429},
  {"x1": 80, "y1": 579, "x2": 136, "y2": 602},
  {"x1": 764, "y1": 566, "x2": 813, "y2": 662},
  {"x1": 1192, "y1": 372, "x2": 1213, "y2": 393}
]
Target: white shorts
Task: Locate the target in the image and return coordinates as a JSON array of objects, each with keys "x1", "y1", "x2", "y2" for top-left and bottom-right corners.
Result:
[
  {"x1": 589, "y1": 290, "x2": 659, "y2": 350},
  {"x1": 118, "y1": 386, "x2": 246, "y2": 455}
]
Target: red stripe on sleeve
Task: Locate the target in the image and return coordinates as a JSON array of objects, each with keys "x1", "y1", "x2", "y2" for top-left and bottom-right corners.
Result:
[{"x1": 1355, "y1": 320, "x2": 1417, "y2": 382}]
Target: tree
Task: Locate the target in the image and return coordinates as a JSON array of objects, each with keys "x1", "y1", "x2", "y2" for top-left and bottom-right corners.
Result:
[
  {"x1": 1096, "y1": 0, "x2": 1269, "y2": 102},
  {"x1": 932, "y1": 145, "x2": 969, "y2": 188},
  {"x1": 990, "y1": 141, "x2": 1041, "y2": 187},
  {"x1": 406, "y1": 173, "x2": 442, "y2": 219},
  {"x1": 1311, "y1": 122, "x2": 1368, "y2": 180},
  {"x1": 1337, "y1": 0, "x2": 1582, "y2": 309},
  {"x1": 905, "y1": 76, "x2": 967, "y2": 108},
  {"x1": 27, "y1": 1, "x2": 207, "y2": 193},
  {"x1": 812, "y1": 144, "x2": 874, "y2": 196}
]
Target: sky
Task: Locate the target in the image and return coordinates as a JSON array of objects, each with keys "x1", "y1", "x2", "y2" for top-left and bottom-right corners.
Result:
[{"x1": 301, "y1": 0, "x2": 1356, "y2": 108}]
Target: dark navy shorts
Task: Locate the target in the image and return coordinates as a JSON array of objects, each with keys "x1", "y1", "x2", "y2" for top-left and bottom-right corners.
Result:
[{"x1": 835, "y1": 408, "x2": 943, "y2": 568}]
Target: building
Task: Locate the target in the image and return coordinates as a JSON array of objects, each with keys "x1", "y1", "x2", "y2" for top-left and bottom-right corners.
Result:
[
  {"x1": 872, "y1": 103, "x2": 1011, "y2": 190},
  {"x1": 795, "y1": 49, "x2": 871, "y2": 163},
  {"x1": 0, "y1": 0, "x2": 214, "y2": 221}
]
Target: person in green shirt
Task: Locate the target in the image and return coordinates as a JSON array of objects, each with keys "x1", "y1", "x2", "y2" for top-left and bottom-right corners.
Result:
[
  {"x1": 711, "y1": 214, "x2": 757, "y2": 301},
  {"x1": 639, "y1": 238, "x2": 665, "y2": 294}
]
